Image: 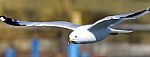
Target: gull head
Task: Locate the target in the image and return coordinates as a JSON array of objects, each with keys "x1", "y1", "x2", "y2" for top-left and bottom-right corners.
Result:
[
  {"x1": 68, "y1": 31, "x2": 80, "y2": 44},
  {"x1": 68, "y1": 25, "x2": 96, "y2": 44}
]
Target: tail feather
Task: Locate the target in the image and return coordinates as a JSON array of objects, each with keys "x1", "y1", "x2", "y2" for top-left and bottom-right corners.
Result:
[{"x1": 110, "y1": 28, "x2": 133, "y2": 34}]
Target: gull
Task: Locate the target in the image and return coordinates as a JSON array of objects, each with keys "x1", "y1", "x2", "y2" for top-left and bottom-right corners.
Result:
[{"x1": 0, "y1": 7, "x2": 150, "y2": 44}]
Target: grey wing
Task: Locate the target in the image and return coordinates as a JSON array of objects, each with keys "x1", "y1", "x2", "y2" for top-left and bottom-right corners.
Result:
[
  {"x1": 0, "y1": 16, "x2": 80, "y2": 30},
  {"x1": 88, "y1": 7, "x2": 150, "y2": 30}
]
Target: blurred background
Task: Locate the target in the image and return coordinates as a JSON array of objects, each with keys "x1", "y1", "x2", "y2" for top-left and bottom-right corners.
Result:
[{"x1": 0, "y1": 0, "x2": 150, "y2": 57}]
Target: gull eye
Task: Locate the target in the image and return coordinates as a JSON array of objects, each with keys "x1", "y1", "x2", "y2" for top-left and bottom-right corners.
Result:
[{"x1": 75, "y1": 36, "x2": 77, "y2": 38}]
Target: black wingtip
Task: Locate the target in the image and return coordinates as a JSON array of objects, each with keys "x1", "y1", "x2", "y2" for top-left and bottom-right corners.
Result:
[
  {"x1": 0, "y1": 15, "x2": 13, "y2": 21},
  {"x1": 0, "y1": 15, "x2": 7, "y2": 21},
  {"x1": 0, "y1": 15, "x2": 22, "y2": 26}
]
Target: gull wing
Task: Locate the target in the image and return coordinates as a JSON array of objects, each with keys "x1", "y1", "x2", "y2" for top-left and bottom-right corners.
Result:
[
  {"x1": 88, "y1": 7, "x2": 150, "y2": 30},
  {"x1": 0, "y1": 16, "x2": 80, "y2": 30}
]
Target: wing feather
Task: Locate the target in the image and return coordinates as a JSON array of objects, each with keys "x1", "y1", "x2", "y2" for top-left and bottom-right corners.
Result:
[
  {"x1": 88, "y1": 7, "x2": 150, "y2": 31},
  {"x1": 0, "y1": 16, "x2": 79, "y2": 30}
]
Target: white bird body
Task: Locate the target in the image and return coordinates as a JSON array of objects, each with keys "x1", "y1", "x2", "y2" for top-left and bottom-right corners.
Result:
[
  {"x1": 69, "y1": 25, "x2": 97, "y2": 44},
  {"x1": 1, "y1": 7, "x2": 150, "y2": 44}
]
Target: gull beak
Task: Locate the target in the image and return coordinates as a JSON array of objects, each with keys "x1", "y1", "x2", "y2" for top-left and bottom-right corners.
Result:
[
  {"x1": 69, "y1": 38, "x2": 75, "y2": 42},
  {"x1": 68, "y1": 39, "x2": 72, "y2": 44},
  {"x1": 69, "y1": 38, "x2": 72, "y2": 42},
  {"x1": 68, "y1": 38, "x2": 75, "y2": 44}
]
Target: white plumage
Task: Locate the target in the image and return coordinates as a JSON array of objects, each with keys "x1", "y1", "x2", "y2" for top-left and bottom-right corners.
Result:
[{"x1": 0, "y1": 7, "x2": 150, "y2": 44}]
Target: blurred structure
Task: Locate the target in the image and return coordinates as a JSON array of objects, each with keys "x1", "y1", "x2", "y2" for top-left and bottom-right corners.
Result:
[
  {"x1": 0, "y1": 0, "x2": 150, "y2": 57},
  {"x1": 5, "y1": 48, "x2": 16, "y2": 57},
  {"x1": 31, "y1": 39, "x2": 40, "y2": 57}
]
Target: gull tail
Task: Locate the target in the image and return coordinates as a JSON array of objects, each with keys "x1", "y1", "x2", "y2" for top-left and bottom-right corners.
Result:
[{"x1": 110, "y1": 28, "x2": 133, "y2": 34}]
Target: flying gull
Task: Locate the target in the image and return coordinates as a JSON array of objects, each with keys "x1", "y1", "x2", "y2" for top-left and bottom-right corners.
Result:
[{"x1": 0, "y1": 7, "x2": 150, "y2": 44}]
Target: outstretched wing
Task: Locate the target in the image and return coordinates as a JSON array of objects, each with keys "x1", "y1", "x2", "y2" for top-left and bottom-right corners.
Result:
[
  {"x1": 0, "y1": 16, "x2": 80, "y2": 30},
  {"x1": 88, "y1": 7, "x2": 150, "y2": 30}
]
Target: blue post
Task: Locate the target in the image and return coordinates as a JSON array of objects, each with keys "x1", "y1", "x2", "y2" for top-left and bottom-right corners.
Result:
[
  {"x1": 31, "y1": 39, "x2": 40, "y2": 57},
  {"x1": 5, "y1": 48, "x2": 16, "y2": 57},
  {"x1": 67, "y1": 43, "x2": 80, "y2": 57}
]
